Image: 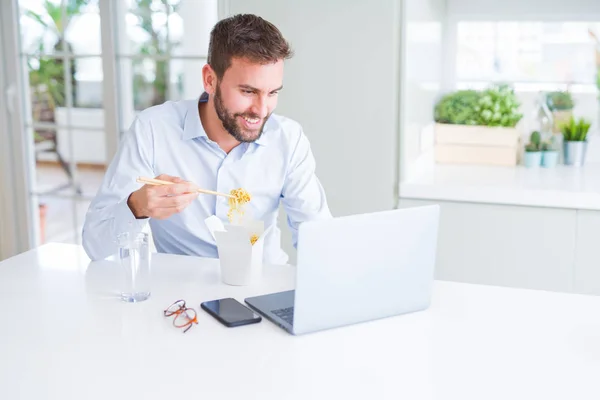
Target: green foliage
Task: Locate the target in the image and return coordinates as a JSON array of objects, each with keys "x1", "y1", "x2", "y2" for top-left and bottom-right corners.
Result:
[
  {"x1": 25, "y1": 0, "x2": 88, "y2": 37},
  {"x1": 28, "y1": 52, "x2": 65, "y2": 108},
  {"x1": 524, "y1": 143, "x2": 539, "y2": 152},
  {"x1": 541, "y1": 141, "x2": 557, "y2": 152},
  {"x1": 525, "y1": 131, "x2": 542, "y2": 152},
  {"x1": 434, "y1": 84, "x2": 523, "y2": 128},
  {"x1": 540, "y1": 133, "x2": 560, "y2": 152},
  {"x1": 26, "y1": 0, "x2": 183, "y2": 112},
  {"x1": 545, "y1": 91, "x2": 574, "y2": 111},
  {"x1": 434, "y1": 90, "x2": 481, "y2": 125},
  {"x1": 560, "y1": 116, "x2": 592, "y2": 142},
  {"x1": 129, "y1": 0, "x2": 182, "y2": 110},
  {"x1": 531, "y1": 131, "x2": 541, "y2": 146},
  {"x1": 25, "y1": 0, "x2": 88, "y2": 108},
  {"x1": 474, "y1": 84, "x2": 523, "y2": 127}
]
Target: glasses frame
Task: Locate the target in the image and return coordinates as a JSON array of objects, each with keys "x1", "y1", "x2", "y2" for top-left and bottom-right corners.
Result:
[{"x1": 164, "y1": 299, "x2": 198, "y2": 333}]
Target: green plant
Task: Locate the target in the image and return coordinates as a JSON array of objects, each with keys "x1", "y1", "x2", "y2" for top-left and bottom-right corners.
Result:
[
  {"x1": 525, "y1": 130, "x2": 542, "y2": 152},
  {"x1": 541, "y1": 135, "x2": 560, "y2": 151},
  {"x1": 560, "y1": 116, "x2": 591, "y2": 141},
  {"x1": 28, "y1": 50, "x2": 65, "y2": 111},
  {"x1": 129, "y1": 0, "x2": 182, "y2": 110},
  {"x1": 25, "y1": 0, "x2": 89, "y2": 108},
  {"x1": 546, "y1": 91, "x2": 574, "y2": 111},
  {"x1": 434, "y1": 84, "x2": 522, "y2": 127},
  {"x1": 434, "y1": 90, "x2": 481, "y2": 125},
  {"x1": 541, "y1": 141, "x2": 557, "y2": 151},
  {"x1": 474, "y1": 84, "x2": 523, "y2": 127}
]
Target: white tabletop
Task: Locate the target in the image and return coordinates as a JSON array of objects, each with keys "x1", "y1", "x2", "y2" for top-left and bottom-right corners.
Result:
[
  {"x1": 1, "y1": 243, "x2": 599, "y2": 400},
  {"x1": 400, "y1": 162, "x2": 600, "y2": 210}
]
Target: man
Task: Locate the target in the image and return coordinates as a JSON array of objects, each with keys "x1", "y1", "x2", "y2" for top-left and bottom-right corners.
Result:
[{"x1": 82, "y1": 14, "x2": 332, "y2": 264}]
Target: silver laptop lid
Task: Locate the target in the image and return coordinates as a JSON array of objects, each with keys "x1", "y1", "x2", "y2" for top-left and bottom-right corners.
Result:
[{"x1": 292, "y1": 205, "x2": 440, "y2": 335}]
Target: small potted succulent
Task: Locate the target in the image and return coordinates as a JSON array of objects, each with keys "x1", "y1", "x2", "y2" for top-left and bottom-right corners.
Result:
[
  {"x1": 561, "y1": 116, "x2": 591, "y2": 166},
  {"x1": 524, "y1": 131, "x2": 542, "y2": 167},
  {"x1": 541, "y1": 139, "x2": 559, "y2": 168}
]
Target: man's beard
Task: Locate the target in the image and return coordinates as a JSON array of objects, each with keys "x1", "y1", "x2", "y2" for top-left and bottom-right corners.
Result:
[{"x1": 214, "y1": 85, "x2": 269, "y2": 143}]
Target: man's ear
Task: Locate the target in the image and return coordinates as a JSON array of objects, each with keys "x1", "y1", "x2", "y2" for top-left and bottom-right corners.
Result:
[{"x1": 202, "y1": 64, "x2": 217, "y2": 95}]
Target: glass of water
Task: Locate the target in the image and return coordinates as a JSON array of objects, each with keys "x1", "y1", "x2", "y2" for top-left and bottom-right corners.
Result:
[{"x1": 117, "y1": 231, "x2": 151, "y2": 303}]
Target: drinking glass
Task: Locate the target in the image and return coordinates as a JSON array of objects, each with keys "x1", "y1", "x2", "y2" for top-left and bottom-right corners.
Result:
[{"x1": 117, "y1": 231, "x2": 151, "y2": 303}]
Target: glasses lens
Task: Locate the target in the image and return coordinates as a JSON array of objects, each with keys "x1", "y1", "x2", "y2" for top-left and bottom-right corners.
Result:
[
  {"x1": 185, "y1": 308, "x2": 197, "y2": 322},
  {"x1": 174, "y1": 308, "x2": 197, "y2": 328},
  {"x1": 164, "y1": 300, "x2": 185, "y2": 316}
]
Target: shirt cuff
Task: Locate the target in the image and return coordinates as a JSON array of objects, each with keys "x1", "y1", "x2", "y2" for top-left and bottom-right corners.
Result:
[{"x1": 113, "y1": 195, "x2": 149, "y2": 235}]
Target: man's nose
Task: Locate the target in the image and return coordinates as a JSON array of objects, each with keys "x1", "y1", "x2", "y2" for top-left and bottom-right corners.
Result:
[{"x1": 251, "y1": 96, "x2": 268, "y2": 118}]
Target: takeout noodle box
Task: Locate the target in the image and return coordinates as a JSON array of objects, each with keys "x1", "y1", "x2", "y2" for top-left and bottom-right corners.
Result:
[{"x1": 205, "y1": 216, "x2": 272, "y2": 286}]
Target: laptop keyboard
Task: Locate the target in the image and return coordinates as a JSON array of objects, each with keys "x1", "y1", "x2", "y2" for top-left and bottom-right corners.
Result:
[{"x1": 272, "y1": 307, "x2": 294, "y2": 326}]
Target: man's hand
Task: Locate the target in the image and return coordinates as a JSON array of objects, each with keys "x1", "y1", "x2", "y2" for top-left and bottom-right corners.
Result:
[{"x1": 127, "y1": 174, "x2": 199, "y2": 219}]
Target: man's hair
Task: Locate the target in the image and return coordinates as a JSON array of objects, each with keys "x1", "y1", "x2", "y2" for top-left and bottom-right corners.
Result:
[{"x1": 207, "y1": 14, "x2": 293, "y2": 79}]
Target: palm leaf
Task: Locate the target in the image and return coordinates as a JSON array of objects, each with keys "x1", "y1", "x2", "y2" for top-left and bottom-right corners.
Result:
[
  {"x1": 25, "y1": 10, "x2": 50, "y2": 30},
  {"x1": 44, "y1": 1, "x2": 63, "y2": 33}
]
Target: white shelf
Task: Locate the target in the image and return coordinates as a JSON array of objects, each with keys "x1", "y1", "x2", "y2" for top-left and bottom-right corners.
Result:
[{"x1": 400, "y1": 162, "x2": 600, "y2": 210}]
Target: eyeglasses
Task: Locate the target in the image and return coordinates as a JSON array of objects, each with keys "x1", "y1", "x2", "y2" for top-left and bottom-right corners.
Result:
[{"x1": 164, "y1": 299, "x2": 198, "y2": 333}]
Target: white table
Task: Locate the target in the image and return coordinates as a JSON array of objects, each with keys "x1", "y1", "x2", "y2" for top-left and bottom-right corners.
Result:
[{"x1": 1, "y1": 243, "x2": 599, "y2": 400}]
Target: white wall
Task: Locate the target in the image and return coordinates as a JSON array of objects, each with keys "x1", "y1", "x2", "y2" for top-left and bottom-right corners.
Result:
[
  {"x1": 400, "y1": 0, "x2": 445, "y2": 181},
  {"x1": 178, "y1": 0, "x2": 218, "y2": 99},
  {"x1": 225, "y1": 0, "x2": 403, "y2": 261}
]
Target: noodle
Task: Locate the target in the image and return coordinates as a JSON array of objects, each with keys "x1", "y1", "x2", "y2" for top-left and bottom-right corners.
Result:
[
  {"x1": 227, "y1": 188, "x2": 257, "y2": 244},
  {"x1": 227, "y1": 188, "x2": 251, "y2": 223}
]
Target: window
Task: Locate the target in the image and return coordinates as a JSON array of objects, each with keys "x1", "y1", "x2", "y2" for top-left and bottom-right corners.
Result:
[
  {"x1": 15, "y1": 0, "x2": 217, "y2": 247},
  {"x1": 456, "y1": 21, "x2": 600, "y2": 92}
]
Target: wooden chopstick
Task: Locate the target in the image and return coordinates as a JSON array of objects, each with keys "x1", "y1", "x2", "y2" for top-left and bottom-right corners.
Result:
[{"x1": 136, "y1": 177, "x2": 235, "y2": 198}]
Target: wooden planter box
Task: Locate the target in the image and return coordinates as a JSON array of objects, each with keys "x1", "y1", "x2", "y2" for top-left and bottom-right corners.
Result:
[{"x1": 434, "y1": 123, "x2": 521, "y2": 166}]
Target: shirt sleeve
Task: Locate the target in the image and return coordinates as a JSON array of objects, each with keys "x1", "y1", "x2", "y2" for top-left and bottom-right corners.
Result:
[
  {"x1": 81, "y1": 117, "x2": 154, "y2": 261},
  {"x1": 281, "y1": 131, "x2": 333, "y2": 248}
]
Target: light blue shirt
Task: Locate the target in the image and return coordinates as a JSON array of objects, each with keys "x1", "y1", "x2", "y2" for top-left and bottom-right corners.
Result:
[{"x1": 82, "y1": 94, "x2": 332, "y2": 264}]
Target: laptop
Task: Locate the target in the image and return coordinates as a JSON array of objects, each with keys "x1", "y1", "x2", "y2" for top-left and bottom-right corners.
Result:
[{"x1": 244, "y1": 205, "x2": 440, "y2": 335}]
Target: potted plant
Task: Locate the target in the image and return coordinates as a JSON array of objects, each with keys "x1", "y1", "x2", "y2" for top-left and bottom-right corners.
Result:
[
  {"x1": 560, "y1": 116, "x2": 591, "y2": 166},
  {"x1": 433, "y1": 84, "x2": 523, "y2": 166},
  {"x1": 524, "y1": 131, "x2": 542, "y2": 167},
  {"x1": 541, "y1": 139, "x2": 559, "y2": 168},
  {"x1": 434, "y1": 89, "x2": 481, "y2": 126},
  {"x1": 545, "y1": 91, "x2": 574, "y2": 133}
]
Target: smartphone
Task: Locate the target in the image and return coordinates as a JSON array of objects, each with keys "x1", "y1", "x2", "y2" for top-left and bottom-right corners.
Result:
[{"x1": 200, "y1": 298, "x2": 262, "y2": 327}]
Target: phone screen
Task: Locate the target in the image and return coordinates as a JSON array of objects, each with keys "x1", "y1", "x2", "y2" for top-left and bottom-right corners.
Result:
[{"x1": 201, "y1": 298, "x2": 261, "y2": 325}]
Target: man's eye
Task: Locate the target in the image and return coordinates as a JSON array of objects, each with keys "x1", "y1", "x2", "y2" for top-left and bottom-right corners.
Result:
[{"x1": 243, "y1": 90, "x2": 254, "y2": 94}]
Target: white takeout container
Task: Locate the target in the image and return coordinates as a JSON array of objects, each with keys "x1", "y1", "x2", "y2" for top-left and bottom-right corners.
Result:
[{"x1": 205, "y1": 215, "x2": 272, "y2": 286}]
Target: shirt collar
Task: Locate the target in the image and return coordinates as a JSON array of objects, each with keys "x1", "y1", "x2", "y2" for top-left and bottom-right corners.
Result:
[
  {"x1": 182, "y1": 93, "x2": 209, "y2": 141},
  {"x1": 182, "y1": 92, "x2": 279, "y2": 146}
]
